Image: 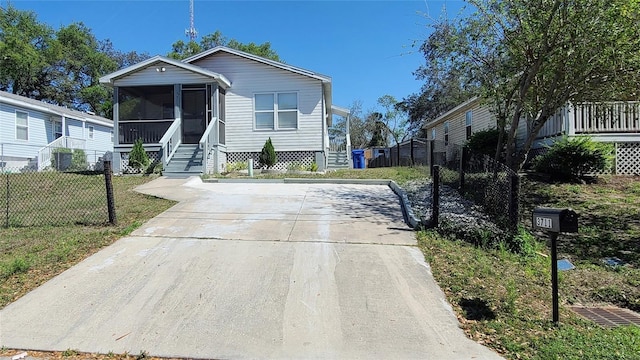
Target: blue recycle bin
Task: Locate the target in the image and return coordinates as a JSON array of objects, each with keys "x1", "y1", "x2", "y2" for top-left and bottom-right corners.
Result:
[{"x1": 351, "y1": 149, "x2": 365, "y2": 169}]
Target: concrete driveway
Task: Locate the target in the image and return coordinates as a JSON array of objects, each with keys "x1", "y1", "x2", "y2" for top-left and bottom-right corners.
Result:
[{"x1": 0, "y1": 177, "x2": 501, "y2": 359}]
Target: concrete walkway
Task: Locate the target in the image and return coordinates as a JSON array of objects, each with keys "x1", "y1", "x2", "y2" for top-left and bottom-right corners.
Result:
[{"x1": 0, "y1": 177, "x2": 501, "y2": 359}]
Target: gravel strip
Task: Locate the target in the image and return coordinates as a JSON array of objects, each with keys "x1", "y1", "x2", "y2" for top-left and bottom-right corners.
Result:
[{"x1": 402, "y1": 179, "x2": 502, "y2": 232}]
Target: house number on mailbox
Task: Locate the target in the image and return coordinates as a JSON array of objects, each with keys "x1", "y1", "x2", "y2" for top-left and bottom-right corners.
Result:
[{"x1": 535, "y1": 217, "x2": 553, "y2": 229}]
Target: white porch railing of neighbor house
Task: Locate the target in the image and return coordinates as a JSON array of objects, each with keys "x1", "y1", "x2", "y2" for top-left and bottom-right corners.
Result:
[
  {"x1": 536, "y1": 101, "x2": 640, "y2": 139},
  {"x1": 573, "y1": 101, "x2": 640, "y2": 134},
  {"x1": 37, "y1": 136, "x2": 86, "y2": 171},
  {"x1": 159, "y1": 118, "x2": 182, "y2": 168},
  {"x1": 199, "y1": 117, "x2": 218, "y2": 173}
]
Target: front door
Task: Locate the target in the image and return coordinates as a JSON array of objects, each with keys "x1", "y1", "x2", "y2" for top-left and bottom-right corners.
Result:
[{"x1": 182, "y1": 86, "x2": 207, "y2": 144}]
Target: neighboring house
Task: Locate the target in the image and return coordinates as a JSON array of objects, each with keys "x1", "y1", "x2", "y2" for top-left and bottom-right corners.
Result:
[
  {"x1": 99, "y1": 46, "x2": 350, "y2": 176},
  {"x1": 423, "y1": 97, "x2": 640, "y2": 174},
  {"x1": 0, "y1": 91, "x2": 114, "y2": 171}
]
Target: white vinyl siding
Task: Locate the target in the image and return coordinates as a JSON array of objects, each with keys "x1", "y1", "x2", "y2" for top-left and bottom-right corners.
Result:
[
  {"x1": 15, "y1": 111, "x2": 28, "y2": 140},
  {"x1": 424, "y1": 100, "x2": 496, "y2": 146},
  {"x1": 191, "y1": 52, "x2": 324, "y2": 152}
]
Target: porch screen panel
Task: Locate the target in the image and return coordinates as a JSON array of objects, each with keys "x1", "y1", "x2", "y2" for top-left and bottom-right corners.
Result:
[
  {"x1": 118, "y1": 86, "x2": 174, "y2": 120},
  {"x1": 118, "y1": 86, "x2": 175, "y2": 144}
]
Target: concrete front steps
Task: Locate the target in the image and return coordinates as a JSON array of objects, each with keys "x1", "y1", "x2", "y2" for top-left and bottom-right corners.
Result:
[
  {"x1": 327, "y1": 151, "x2": 350, "y2": 170},
  {"x1": 163, "y1": 144, "x2": 203, "y2": 177}
]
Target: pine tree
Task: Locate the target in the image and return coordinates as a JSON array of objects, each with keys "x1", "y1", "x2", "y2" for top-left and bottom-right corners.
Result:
[
  {"x1": 128, "y1": 138, "x2": 150, "y2": 171},
  {"x1": 259, "y1": 137, "x2": 277, "y2": 169}
]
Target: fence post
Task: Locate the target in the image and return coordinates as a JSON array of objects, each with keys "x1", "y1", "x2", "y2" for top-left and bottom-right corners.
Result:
[
  {"x1": 429, "y1": 141, "x2": 435, "y2": 176},
  {"x1": 104, "y1": 161, "x2": 117, "y2": 225},
  {"x1": 509, "y1": 173, "x2": 520, "y2": 232},
  {"x1": 432, "y1": 165, "x2": 440, "y2": 228},
  {"x1": 4, "y1": 172, "x2": 8, "y2": 228},
  {"x1": 410, "y1": 139, "x2": 415, "y2": 165},
  {"x1": 459, "y1": 146, "x2": 466, "y2": 192}
]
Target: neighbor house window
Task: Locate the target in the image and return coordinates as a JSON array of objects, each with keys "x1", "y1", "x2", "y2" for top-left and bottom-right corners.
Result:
[
  {"x1": 444, "y1": 122, "x2": 449, "y2": 146},
  {"x1": 88, "y1": 126, "x2": 94, "y2": 140},
  {"x1": 254, "y1": 92, "x2": 298, "y2": 130},
  {"x1": 16, "y1": 111, "x2": 28, "y2": 140},
  {"x1": 110, "y1": 130, "x2": 114, "y2": 142},
  {"x1": 431, "y1": 128, "x2": 436, "y2": 140},
  {"x1": 465, "y1": 110, "x2": 473, "y2": 140},
  {"x1": 54, "y1": 121, "x2": 63, "y2": 139}
]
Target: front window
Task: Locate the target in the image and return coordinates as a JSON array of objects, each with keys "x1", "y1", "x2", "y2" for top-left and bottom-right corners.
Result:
[
  {"x1": 444, "y1": 122, "x2": 449, "y2": 146},
  {"x1": 88, "y1": 126, "x2": 94, "y2": 140},
  {"x1": 254, "y1": 92, "x2": 298, "y2": 130},
  {"x1": 118, "y1": 86, "x2": 174, "y2": 121},
  {"x1": 16, "y1": 111, "x2": 28, "y2": 140}
]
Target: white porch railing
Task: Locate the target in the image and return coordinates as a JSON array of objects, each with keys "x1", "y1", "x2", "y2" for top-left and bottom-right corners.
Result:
[
  {"x1": 199, "y1": 117, "x2": 218, "y2": 173},
  {"x1": 37, "y1": 136, "x2": 86, "y2": 171},
  {"x1": 159, "y1": 118, "x2": 182, "y2": 168},
  {"x1": 573, "y1": 101, "x2": 640, "y2": 134}
]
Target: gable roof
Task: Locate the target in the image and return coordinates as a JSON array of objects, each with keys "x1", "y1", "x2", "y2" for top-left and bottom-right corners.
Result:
[
  {"x1": 99, "y1": 55, "x2": 231, "y2": 88},
  {"x1": 0, "y1": 90, "x2": 113, "y2": 127},
  {"x1": 183, "y1": 46, "x2": 332, "y2": 83},
  {"x1": 422, "y1": 97, "x2": 481, "y2": 129}
]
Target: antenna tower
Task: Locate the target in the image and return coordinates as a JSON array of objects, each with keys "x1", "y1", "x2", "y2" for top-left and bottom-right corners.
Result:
[{"x1": 185, "y1": 0, "x2": 197, "y2": 41}]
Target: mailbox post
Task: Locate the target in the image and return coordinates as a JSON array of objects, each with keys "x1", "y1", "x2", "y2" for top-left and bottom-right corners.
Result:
[{"x1": 532, "y1": 208, "x2": 579, "y2": 325}]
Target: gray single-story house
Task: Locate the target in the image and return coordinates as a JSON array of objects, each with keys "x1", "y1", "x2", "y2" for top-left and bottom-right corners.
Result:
[{"x1": 99, "y1": 46, "x2": 351, "y2": 176}]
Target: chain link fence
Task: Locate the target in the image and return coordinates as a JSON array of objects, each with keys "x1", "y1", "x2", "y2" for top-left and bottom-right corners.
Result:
[
  {"x1": 367, "y1": 139, "x2": 519, "y2": 234},
  {"x1": 0, "y1": 162, "x2": 116, "y2": 228}
]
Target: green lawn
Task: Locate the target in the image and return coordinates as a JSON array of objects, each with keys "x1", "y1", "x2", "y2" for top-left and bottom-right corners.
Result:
[
  {"x1": 420, "y1": 174, "x2": 640, "y2": 359},
  {"x1": 0, "y1": 175, "x2": 174, "y2": 308}
]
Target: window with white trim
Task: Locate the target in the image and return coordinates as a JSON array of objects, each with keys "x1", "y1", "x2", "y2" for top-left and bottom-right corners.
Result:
[
  {"x1": 88, "y1": 126, "x2": 94, "y2": 140},
  {"x1": 444, "y1": 121, "x2": 449, "y2": 146},
  {"x1": 431, "y1": 128, "x2": 436, "y2": 140},
  {"x1": 465, "y1": 110, "x2": 473, "y2": 140},
  {"x1": 16, "y1": 111, "x2": 28, "y2": 140},
  {"x1": 254, "y1": 92, "x2": 298, "y2": 130},
  {"x1": 110, "y1": 130, "x2": 114, "y2": 143},
  {"x1": 54, "y1": 121, "x2": 63, "y2": 139}
]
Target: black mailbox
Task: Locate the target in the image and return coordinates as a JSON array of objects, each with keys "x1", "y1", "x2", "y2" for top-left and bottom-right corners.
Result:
[{"x1": 532, "y1": 208, "x2": 579, "y2": 233}]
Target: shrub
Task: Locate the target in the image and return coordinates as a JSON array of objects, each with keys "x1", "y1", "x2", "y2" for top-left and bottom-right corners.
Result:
[
  {"x1": 533, "y1": 136, "x2": 614, "y2": 181},
  {"x1": 128, "y1": 138, "x2": 150, "y2": 171},
  {"x1": 225, "y1": 161, "x2": 247, "y2": 173},
  {"x1": 259, "y1": 137, "x2": 277, "y2": 169},
  {"x1": 51, "y1": 148, "x2": 87, "y2": 171},
  {"x1": 308, "y1": 162, "x2": 319, "y2": 172},
  {"x1": 69, "y1": 149, "x2": 88, "y2": 171},
  {"x1": 464, "y1": 128, "x2": 505, "y2": 158}
]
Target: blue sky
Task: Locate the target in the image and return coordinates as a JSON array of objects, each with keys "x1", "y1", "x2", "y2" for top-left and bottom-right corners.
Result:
[{"x1": 8, "y1": 0, "x2": 466, "y2": 113}]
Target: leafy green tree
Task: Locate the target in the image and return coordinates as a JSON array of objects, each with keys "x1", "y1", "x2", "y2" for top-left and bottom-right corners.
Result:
[
  {"x1": 259, "y1": 138, "x2": 277, "y2": 169},
  {"x1": 168, "y1": 30, "x2": 281, "y2": 61},
  {"x1": 0, "y1": 6, "x2": 57, "y2": 97},
  {"x1": 413, "y1": 0, "x2": 640, "y2": 170},
  {"x1": 377, "y1": 95, "x2": 408, "y2": 145}
]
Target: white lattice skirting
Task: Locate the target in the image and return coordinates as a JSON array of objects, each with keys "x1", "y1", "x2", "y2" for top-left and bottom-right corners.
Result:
[
  {"x1": 616, "y1": 142, "x2": 640, "y2": 175},
  {"x1": 120, "y1": 151, "x2": 160, "y2": 174},
  {"x1": 227, "y1": 151, "x2": 315, "y2": 171}
]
